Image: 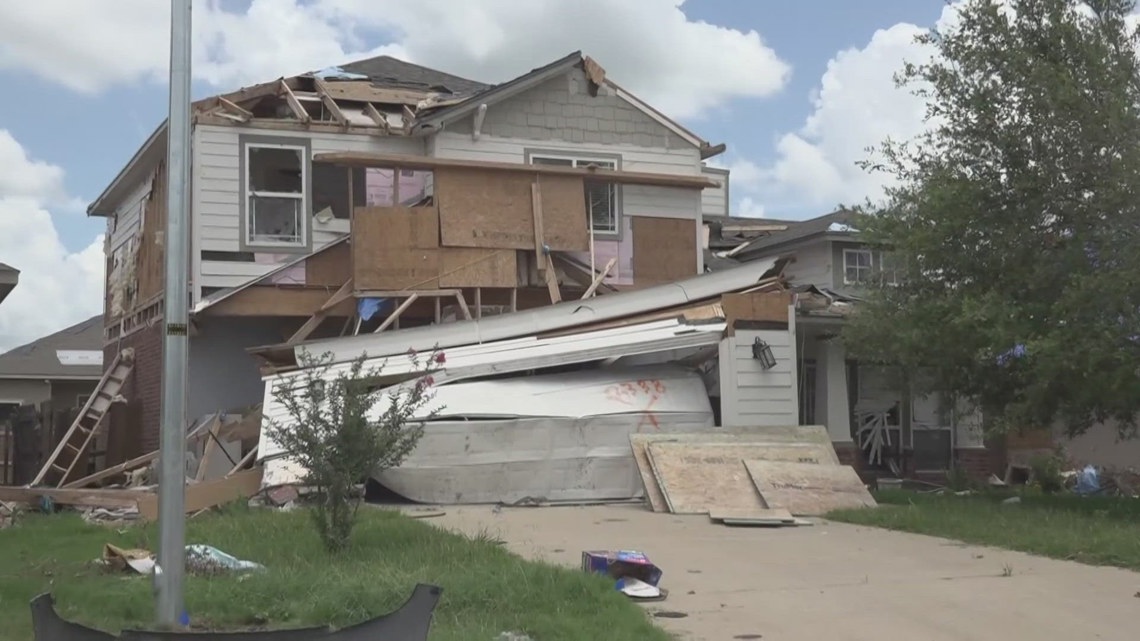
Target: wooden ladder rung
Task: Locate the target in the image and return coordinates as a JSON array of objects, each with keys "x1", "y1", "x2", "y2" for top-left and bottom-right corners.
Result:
[{"x1": 50, "y1": 464, "x2": 67, "y2": 474}]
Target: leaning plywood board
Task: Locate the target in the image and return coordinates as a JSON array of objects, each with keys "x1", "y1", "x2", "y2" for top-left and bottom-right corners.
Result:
[
  {"x1": 646, "y1": 442, "x2": 764, "y2": 515},
  {"x1": 630, "y1": 426, "x2": 839, "y2": 512},
  {"x1": 647, "y1": 441, "x2": 840, "y2": 515},
  {"x1": 435, "y1": 167, "x2": 589, "y2": 251},
  {"x1": 744, "y1": 460, "x2": 876, "y2": 516}
]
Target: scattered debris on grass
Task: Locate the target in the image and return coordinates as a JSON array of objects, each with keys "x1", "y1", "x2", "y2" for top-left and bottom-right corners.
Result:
[{"x1": 582, "y1": 550, "x2": 668, "y2": 600}]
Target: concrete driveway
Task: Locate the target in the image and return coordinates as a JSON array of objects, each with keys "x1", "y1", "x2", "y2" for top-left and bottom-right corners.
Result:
[{"x1": 427, "y1": 504, "x2": 1138, "y2": 641}]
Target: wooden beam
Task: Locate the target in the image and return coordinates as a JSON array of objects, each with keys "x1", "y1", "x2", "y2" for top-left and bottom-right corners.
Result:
[
  {"x1": 279, "y1": 80, "x2": 311, "y2": 123},
  {"x1": 531, "y1": 182, "x2": 547, "y2": 279},
  {"x1": 201, "y1": 286, "x2": 356, "y2": 317},
  {"x1": 195, "y1": 114, "x2": 391, "y2": 136},
  {"x1": 454, "y1": 291, "x2": 473, "y2": 320},
  {"x1": 544, "y1": 255, "x2": 562, "y2": 304},
  {"x1": 0, "y1": 485, "x2": 150, "y2": 509},
  {"x1": 137, "y1": 468, "x2": 263, "y2": 522},
  {"x1": 61, "y1": 451, "x2": 158, "y2": 489},
  {"x1": 313, "y1": 76, "x2": 348, "y2": 127},
  {"x1": 314, "y1": 152, "x2": 721, "y2": 189},
  {"x1": 364, "y1": 103, "x2": 391, "y2": 133},
  {"x1": 374, "y1": 294, "x2": 419, "y2": 333},
  {"x1": 434, "y1": 297, "x2": 442, "y2": 324},
  {"x1": 510, "y1": 288, "x2": 518, "y2": 312},
  {"x1": 475, "y1": 287, "x2": 482, "y2": 319},
  {"x1": 195, "y1": 421, "x2": 223, "y2": 482},
  {"x1": 401, "y1": 105, "x2": 415, "y2": 134},
  {"x1": 288, "y1": 279, "x2": 354, "y2": 344},
  {"x1": 218, "y1": 97, "x2": 253, "y2": 121},
  {"x1": 581, "y1": 257, "x2": 617, "y2": 299},
  {"x1": 355, "y1": 289, "x2": 462, "y2": 298},
  {"x1": 226, "y1": 446, "x2": 259, "y2": 477}
]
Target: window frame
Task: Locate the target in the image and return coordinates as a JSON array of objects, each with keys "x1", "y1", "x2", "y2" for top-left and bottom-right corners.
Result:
[
  {"x1": 239, "y1": 136, "x2": 311, "y2": 253},
  {"x1": 842, "y1": 248, "x2": 874, "y2": 285},
  {"x1": 527, "y1": 151, "x2": 622, "y2": 237}
]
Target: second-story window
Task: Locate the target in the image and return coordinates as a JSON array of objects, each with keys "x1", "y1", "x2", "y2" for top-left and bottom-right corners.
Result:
[
  {"x1": 843, "y1": 248, "x2": 874, "y2": 284},
  {"x1": 244, "y1": 142, "x2": 307, "y2": 248},
  {"x1": 530, "y1": 154, "x2": 620, "y2": 235}
]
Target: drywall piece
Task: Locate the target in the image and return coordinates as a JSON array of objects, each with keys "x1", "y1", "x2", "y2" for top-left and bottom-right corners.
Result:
[
  {"x1": 630, "y1": 426, "x2": 838, "y2": 513},
  {"x1": 744, "y1": 460, "x2": 877, "y2": 516},
  {"x1": 352, "y1": 206, "x2": 440, "y2": 290},
  {"x1": 435, "y1": 167, "x2": 588, "y2": 251},
  {"x1": 632, "y1": 216, "x2": 697, "y2": 285}
]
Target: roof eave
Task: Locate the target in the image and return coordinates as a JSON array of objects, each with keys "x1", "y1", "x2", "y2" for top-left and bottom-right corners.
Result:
[
  {"x1": 87, "y1": 121, "x2": 169, "y2": 217},
  {"x1": 0, "y1": 374, "x2": 104, "y2": 381}
]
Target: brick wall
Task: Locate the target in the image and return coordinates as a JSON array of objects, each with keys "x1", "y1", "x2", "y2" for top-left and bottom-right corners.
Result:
[
  {"x1": 955, "y1": 447, "x2": 992, "y2": 480},
  {"x1": 833, "y1": 441, "x2": 862, "y2": 472},
  {"x1": 104, "y1": 320, "x2": 163, "y2": 454}
]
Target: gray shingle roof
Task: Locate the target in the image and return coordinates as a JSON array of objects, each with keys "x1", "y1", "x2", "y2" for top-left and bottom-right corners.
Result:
[
  {"x1": 734, "y1": 209, "x2": 859, "y2": 257},
  {"x1": 339, "y1": 56, "x2": 490, "y2": 96},
  {"x1": 0, "y1": 314, "x2": 104, "y2": 380}
]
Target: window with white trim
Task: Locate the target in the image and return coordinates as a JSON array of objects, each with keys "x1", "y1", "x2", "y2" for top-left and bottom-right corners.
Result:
[
  {"x1": 244, "y1": 143, "x2": 307, "y2": 248},
  {"x1": 530, "y1": 155, "x2": 619, "y2": 234},
  {"x1": 843, "y1": 248, "x2": 874, "y2": 284}
]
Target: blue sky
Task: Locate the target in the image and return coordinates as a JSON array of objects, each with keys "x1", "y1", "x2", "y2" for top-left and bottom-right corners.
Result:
[{"x1": 0, "y1": 0, "x2": 952, "y2": 348}]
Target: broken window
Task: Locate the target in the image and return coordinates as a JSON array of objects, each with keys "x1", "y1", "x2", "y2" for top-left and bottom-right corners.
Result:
[
  {"x1": 245, "y1": 143, "x2": 306, "y2": 247},
  {"x1": 843, "y1": 248, "x2": 873, "y2": 285},
  {"x1": 531, "y1": 155, "x2": 620, "y2": 234}
]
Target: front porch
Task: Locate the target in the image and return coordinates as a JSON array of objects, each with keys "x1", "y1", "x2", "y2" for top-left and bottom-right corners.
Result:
[{"x1": 795, "y1": 316, "x2": 989, "y2": 482}]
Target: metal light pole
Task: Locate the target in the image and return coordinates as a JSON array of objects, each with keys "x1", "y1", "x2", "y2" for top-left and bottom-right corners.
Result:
[{"x1": 157, "y1": 0, "x2": 192, "y2": 626}]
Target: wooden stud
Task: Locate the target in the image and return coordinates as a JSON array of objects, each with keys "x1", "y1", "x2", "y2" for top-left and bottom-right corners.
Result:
[
  {"x1": 475, "y1": 287, "x2": 482, "y2": 320},
  {"x1": 454, "y1": 291, "x2": 473, "y2": 320},
  {"x1": 364, "y1": 102, "x2": 391, "y2": 133},
  {"x1": 530, "y1": 182, "x2": 547, "y2": 279},
  {"x1": 279, "y1": 80, "x2": 311, "y2": 123},
  {"x1": 375, "y1": 294, "x2": 419, "y2": 333},
  {"x1": 313, "y1": 76, "x2": 348, "y2": 127},
  {"x1": 434, "y1": 297, "x2": 442, "y2": 324},
  {"x1": 288, "y1": 279, "x2": 354, "y2": 344},
  {"x1": 544, "y1": 255, "x2": 562, "y2": 304},
  {"x1": 510, "y1": 288, "x2": 518, "y2": 312},
  {"x1": 581, "y1": 257, "x2": 617, "y2": 300},
  {"x1": 401, "y1": 105, "x2": 416, "y2": 134},
  {"x1": 226, "y1": 446, "x2": 259, "y2": 477},
  {"x1": 218, "y1": 97, "x2": 253, "y2": 121}
]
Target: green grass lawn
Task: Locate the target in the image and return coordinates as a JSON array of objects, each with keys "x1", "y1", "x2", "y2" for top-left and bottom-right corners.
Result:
[
  {"x1": 0, "y1": 504, "x2": 669, "y2": 641},
  {"x1": 828, "y1": 489, "x2": 1140, "y2": 570}
]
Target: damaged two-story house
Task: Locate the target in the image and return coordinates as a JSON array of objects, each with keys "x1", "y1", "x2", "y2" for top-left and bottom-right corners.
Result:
[{"x1": 77, "y1": 51, "x2": 731, "y2": 469}]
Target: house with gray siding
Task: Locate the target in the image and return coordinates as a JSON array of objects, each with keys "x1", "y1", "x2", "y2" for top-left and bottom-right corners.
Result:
[
  {"x1": 83, "y1": 51, "x2": 732, "y2": 450},
  {"x1": 717, "y1": 209, "x2": 1139, "y2": 480}
]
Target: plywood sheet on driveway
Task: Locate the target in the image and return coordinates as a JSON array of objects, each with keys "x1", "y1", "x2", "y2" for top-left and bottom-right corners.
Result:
[{"x1": 745, "y1": 460, "x2": 876, "y2": 516}]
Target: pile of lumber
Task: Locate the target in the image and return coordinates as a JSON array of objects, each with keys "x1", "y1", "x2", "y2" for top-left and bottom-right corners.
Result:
[
  {"x1": 630, "y1": 425, "x2": 876, "y2": 526},
  {"x1": 0, "y1": 407, "x2": 265, "y2": 522}
]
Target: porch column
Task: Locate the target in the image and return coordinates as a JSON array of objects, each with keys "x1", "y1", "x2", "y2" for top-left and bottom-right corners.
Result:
[{"x1": 818, "y1": 339, "x2": 852, "y2": 444}]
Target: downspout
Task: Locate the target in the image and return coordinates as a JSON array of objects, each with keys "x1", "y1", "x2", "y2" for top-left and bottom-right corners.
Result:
[{"x1": 472, "y1": 103, "x2": 488, "y2": 141}]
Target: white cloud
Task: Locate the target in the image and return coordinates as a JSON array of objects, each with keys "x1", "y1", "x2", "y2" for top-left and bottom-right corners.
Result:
[
  {"x1": 0, "y1": 0, "x2": 790, "y2": 121},
  {"x1": 0, "y1": 131, "x2": 105, "y2": 352},
  {"x1": 740, "y1": 3, "x2": 972, "y2": 214}
]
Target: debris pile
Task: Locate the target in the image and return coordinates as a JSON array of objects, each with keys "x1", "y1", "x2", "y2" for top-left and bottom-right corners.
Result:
[
  {"x1": 630, "y1": 425, "x2": 876, "y2": 525},
  {"x1": 0, "y1": 407, "x2": 265, "y2": 522}
]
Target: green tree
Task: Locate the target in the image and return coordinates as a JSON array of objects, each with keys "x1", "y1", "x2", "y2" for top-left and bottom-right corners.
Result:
[
  {"x1": 265, "y1": 348, "x2": 444, "y2": 551},
  {"x1": 844, "y1": 0, "x2": 1140, "y2": 439}
]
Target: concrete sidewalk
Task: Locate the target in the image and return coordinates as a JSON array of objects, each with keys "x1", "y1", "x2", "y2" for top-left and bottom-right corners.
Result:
[{"x1": 428, "y1": 503, "x2": 1138, "y2": 641}]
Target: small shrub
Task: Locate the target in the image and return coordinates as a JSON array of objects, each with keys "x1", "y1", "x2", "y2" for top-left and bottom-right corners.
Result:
[
  {"x1": 266, "y1": 348, "x2": 444, "y2": 552},
  {"x1": 1029, "y1": 453, "x2": 1065, "y2": 494},
  {"x1": 945, "y1": 465, "x2": 974, "y2": 491}
]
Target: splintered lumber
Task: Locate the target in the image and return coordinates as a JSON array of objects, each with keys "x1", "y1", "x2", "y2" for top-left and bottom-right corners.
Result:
[
  {"x1": 744, "y1": 460, "x2": 876, "y2": 516},
  {"x1": 136, "y1": 468, "x2": 263, "y2": 522},
  {"x1": 629, "y1": 426, "x2": 839, "y2": 513},
  {"x1": 0, "y1": 486, "x2": 149, "y2": 510}
]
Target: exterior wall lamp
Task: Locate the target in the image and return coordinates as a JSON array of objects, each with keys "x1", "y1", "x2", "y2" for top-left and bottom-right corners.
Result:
[{"x1": 751, "y1": 337, "x2": 777, "y2": 370}]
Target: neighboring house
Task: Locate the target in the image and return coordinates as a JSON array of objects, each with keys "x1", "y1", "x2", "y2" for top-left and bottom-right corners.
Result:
[
  {"x1": 0, "y1": 315, "x2": 104, "y2": 423},
  {"x1": 717, "y1": 209, "x2": 1140, "y2": 478},
  {"x1": 86, "y1": 51, "x2": 729, "y2": 451},
  {"x1": 0, "y1": 263, "x2": 17, "y2": 307}
]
